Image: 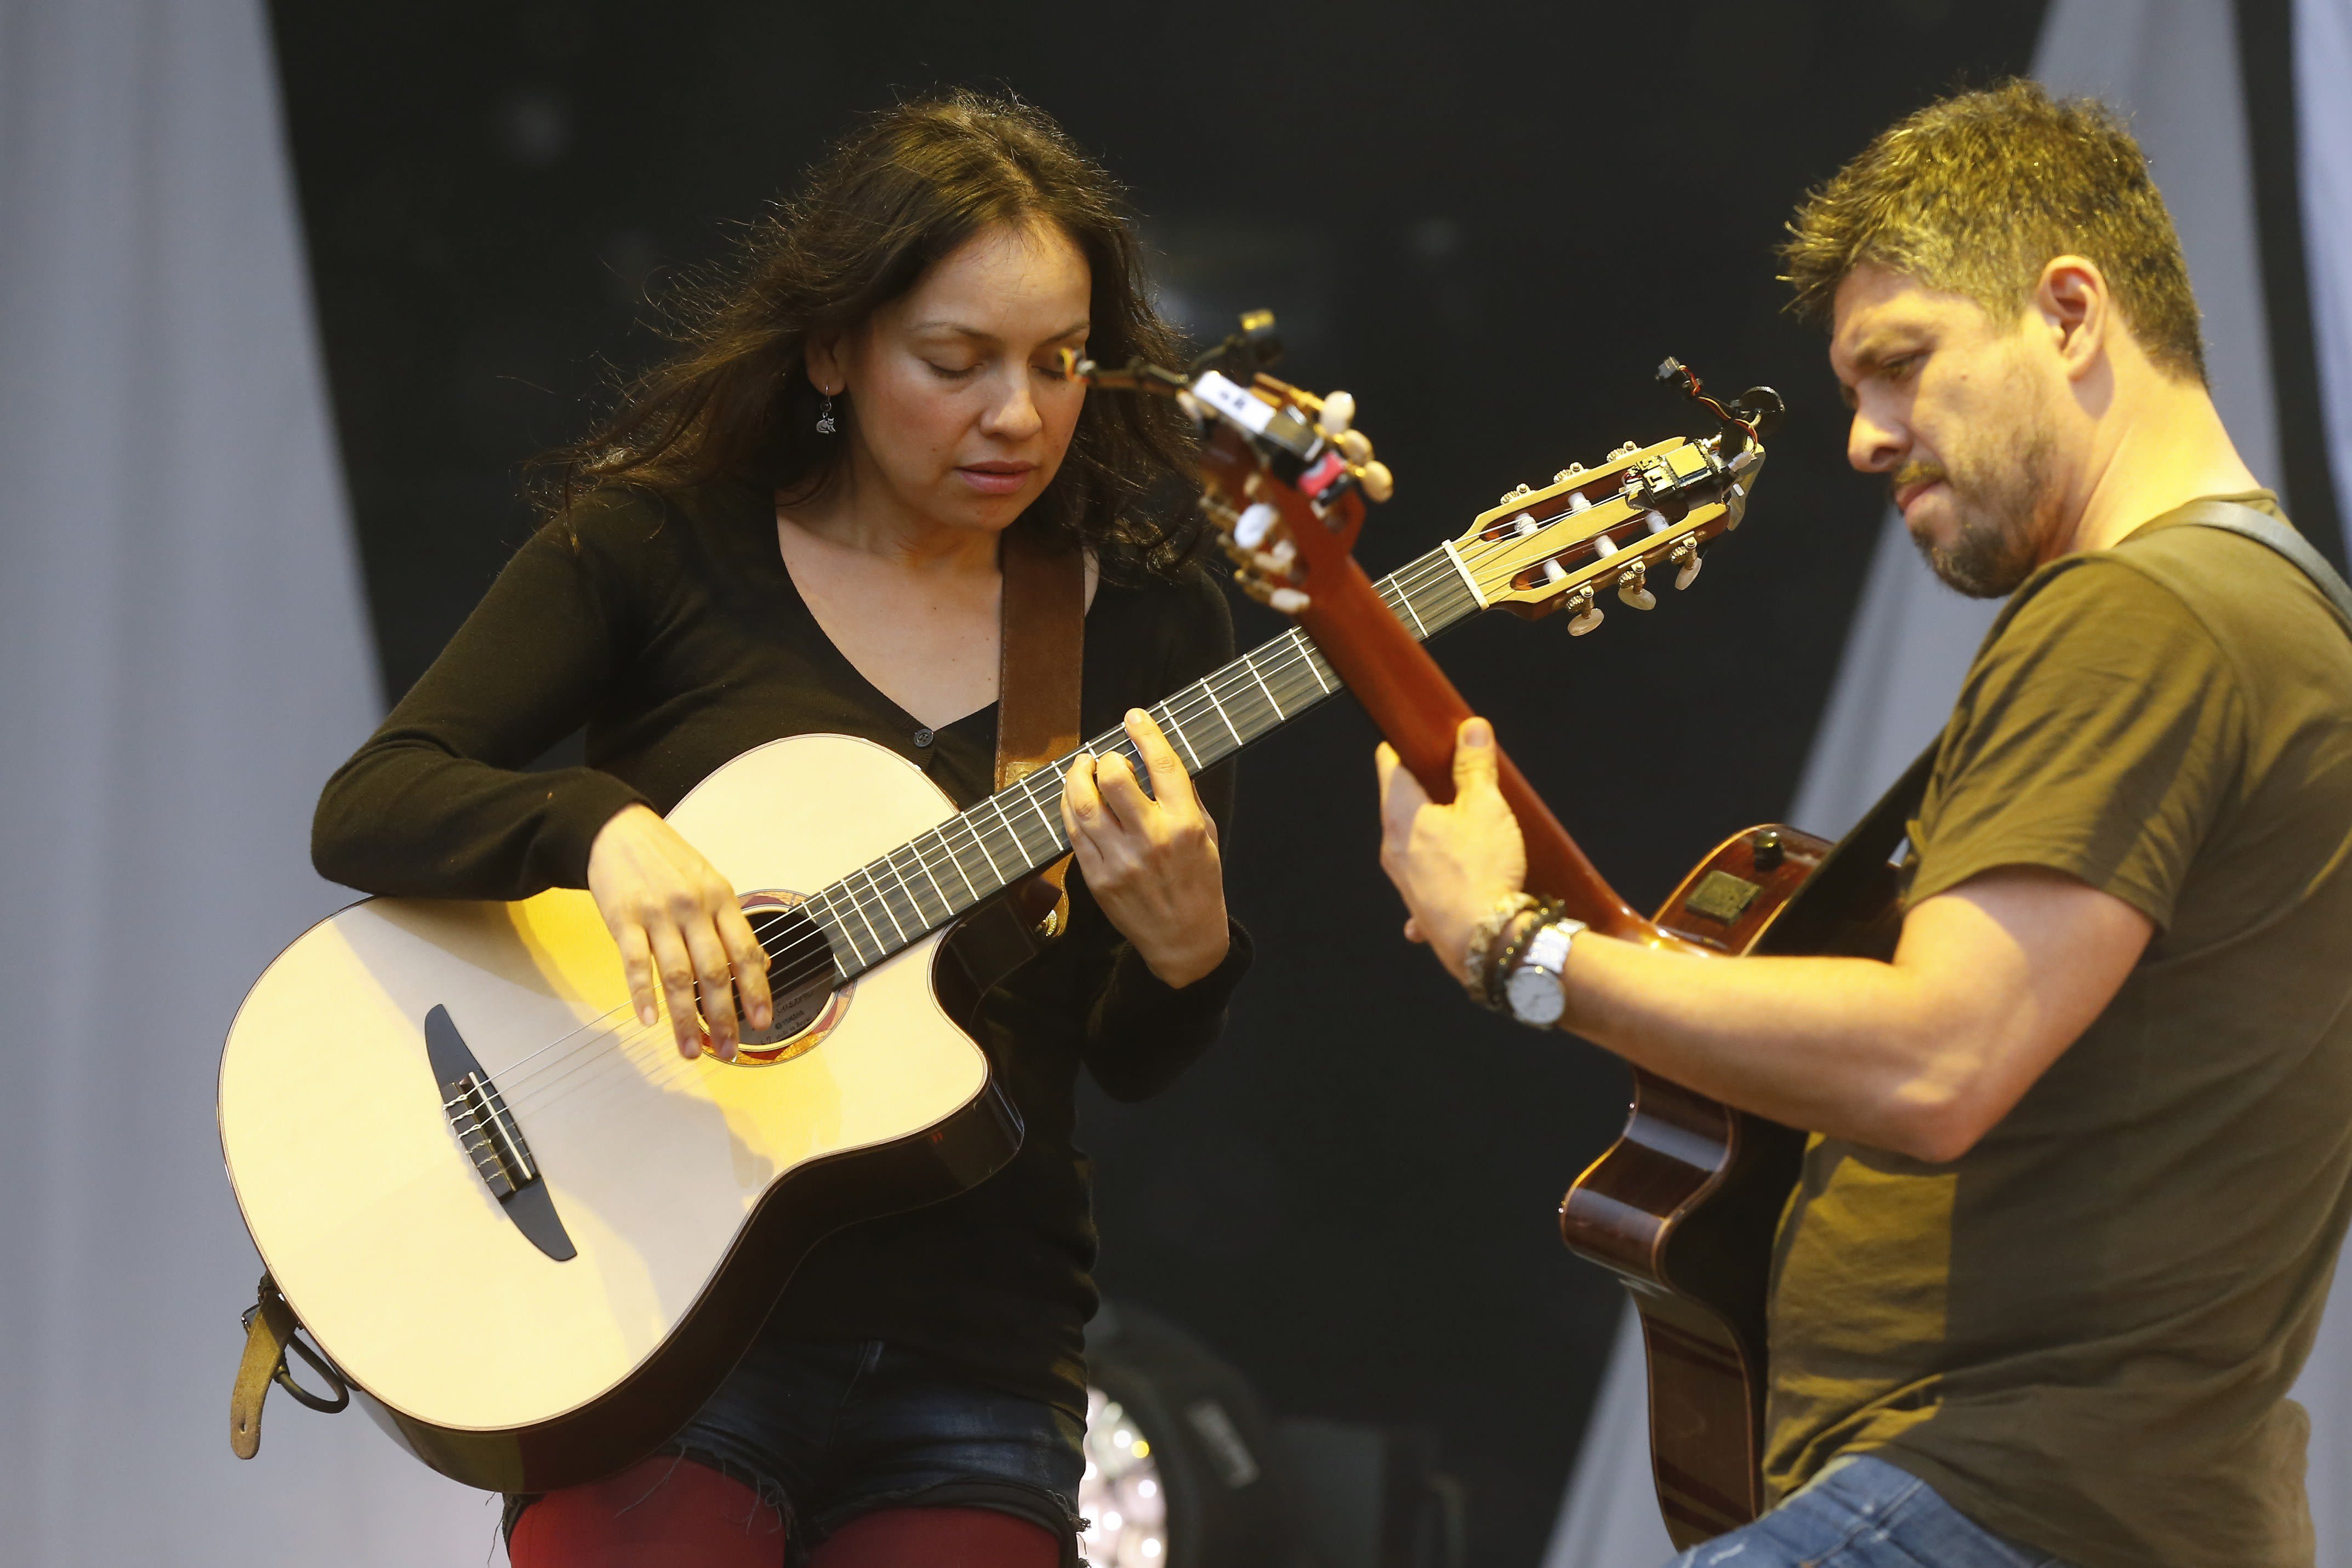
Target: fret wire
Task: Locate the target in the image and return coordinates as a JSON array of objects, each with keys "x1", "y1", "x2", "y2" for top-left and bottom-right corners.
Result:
[
  {"x1": 1394, "y1": 588, "x2": 1430, "y2": 636},
  {"x1": 989, "y1": 795, "x2": 1039, "y2": 877},
  {"x1": 879, "y1": 853, "x2": 929, "y2": 931},
  {"x1": 897, "y1": 843, "x2": 950, "y2": 924},
  {"x1": 932, "y1": 826, "x2": 982, "y2": 903},
  {"x1": 1303, "y1": 640, "x2": 1333, "y2": 694},
  {"x1": 1160, "y1": 705, "x2": 1201, "y2": 769},
  {"x1": 861, "y1": 866, "x2": 910, "y2": 943},
  {"x1": 799, "y1": 893, "x2": 852, "y2": 966},
  {"x1": 952, "y1": 816, "x2": 1015, "y2": 905},
  {"x1": 1240, "y1": 647, "x2": 1286, "y2": 721},
  {"x1": 1021, "y1": 774, "x2": 1061, "y2": 842},
  {"x1": 1199, "y1": 670, "x2": 1245, "y2": 747},
  {"x1": 841, "y1": 883, "x2": 885, "y2": 956},
  {"x1": 1218, "y1": 663, "x2": 1270, "y2": 740},
  {"x1": 961, "y1": 811, "x2": 1010, "y2": 884},
  {"x1": 811, "y1": 906, "x2": 855, "y2": 975}
]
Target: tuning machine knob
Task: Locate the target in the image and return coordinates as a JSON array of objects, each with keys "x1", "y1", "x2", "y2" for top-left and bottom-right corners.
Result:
[
  {"x1": 1670, "y1": 539, "x2": 1703, "y2": 590},
  {"x1": 1563, "y1": 585, "x2": 1604, "y2": 637},
  {"x1": 1615, "y1": 562, "x2": 1656, "y2": 611}
]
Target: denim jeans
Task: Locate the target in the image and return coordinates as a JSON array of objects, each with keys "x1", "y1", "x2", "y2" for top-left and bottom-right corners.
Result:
[
  {"x1": 510, "y1": 1338, "x2": 1086, "y2": 1568},
  {"x1": 1666, "y1": 1455, "x2": 2075, "y2": 1568}
]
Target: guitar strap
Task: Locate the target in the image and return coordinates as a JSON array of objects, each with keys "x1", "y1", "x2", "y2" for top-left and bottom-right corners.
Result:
[
  {"x1": 994, "y1": 525, "x2": 1086, "y2": 938},
  {"x1": 2165, "y1": 499, "x2": 2352, "y2": 633},
  {"x1": 228, "y1": 1272, "x2": 347, "y2": 1458}
]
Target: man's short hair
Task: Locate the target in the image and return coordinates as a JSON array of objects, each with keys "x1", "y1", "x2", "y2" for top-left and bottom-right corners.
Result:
[{"x1": 1781, "y1": 79, "x2": 2206, "y2": 382}]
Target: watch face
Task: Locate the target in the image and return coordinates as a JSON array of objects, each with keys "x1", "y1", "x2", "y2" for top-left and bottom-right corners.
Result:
[{"x1": 1507, "y1": 966, "x2": 1566, "y2": 1025}]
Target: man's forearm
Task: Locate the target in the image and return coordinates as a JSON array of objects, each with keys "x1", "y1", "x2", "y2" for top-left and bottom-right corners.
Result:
[
  {"x1": 1549, "y1": 870, "x2": 2146, "y2": 1163},
  {"x1": 1558, "y1": 935, "x2": 1981, "y2": 1160}
]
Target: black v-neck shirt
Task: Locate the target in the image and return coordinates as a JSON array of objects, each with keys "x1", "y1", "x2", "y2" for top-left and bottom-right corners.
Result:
[{"x1": 314, "y1": 478, "x2": 1251, "y2": 1417}]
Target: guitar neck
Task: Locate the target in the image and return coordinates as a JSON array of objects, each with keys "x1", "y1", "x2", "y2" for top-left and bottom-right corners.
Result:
[
  {"x1": 789, "y1": 543, "x2": 1489, "y2": 980},
  {"x1": 1294, "y1": 549, "x2": 1656, "y2": 944}
]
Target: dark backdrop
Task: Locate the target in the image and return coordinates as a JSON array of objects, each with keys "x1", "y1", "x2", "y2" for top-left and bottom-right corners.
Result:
[{"x1": 267, "y1": 4, "x2": 2046, "y2": 1560}]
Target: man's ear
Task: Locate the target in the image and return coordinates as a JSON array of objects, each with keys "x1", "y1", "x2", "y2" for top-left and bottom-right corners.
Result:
[{"x1": 2035, "y1": 256, "x2": 2109, "y2": 382}]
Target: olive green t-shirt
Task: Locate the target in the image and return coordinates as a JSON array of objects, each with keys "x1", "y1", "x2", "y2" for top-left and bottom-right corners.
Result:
[{"x1": 1762, "y1": 495, "x2": 2352, "y2": 1568}]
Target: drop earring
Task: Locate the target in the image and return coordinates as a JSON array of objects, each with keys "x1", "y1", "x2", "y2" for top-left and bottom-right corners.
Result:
[{"x1": 815, "y1": 392, "x2": 837, "y2": 435}]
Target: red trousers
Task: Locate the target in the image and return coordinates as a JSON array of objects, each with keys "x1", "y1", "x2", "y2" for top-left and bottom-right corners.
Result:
[{"x1": 505, "y1": 1455, "x2": 1062, "y2": 1567}]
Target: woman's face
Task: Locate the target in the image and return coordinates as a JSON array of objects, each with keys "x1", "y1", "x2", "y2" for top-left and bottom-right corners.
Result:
[{"x1": 823, "y1": 220, "x2": 1092, "y2": 537}]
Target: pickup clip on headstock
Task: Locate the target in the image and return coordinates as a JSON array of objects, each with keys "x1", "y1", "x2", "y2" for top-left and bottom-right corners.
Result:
[
  {"x1": 1656, "y1": 355, "x2": 1785, "y2": 458},
  {"x1": 1063, "y1": 311, "x2": 1395, "y2": 615}
]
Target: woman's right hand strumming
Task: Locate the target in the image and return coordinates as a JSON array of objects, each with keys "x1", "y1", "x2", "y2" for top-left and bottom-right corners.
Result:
[{"x1": 586, "y1": 804, "x2": 773, "y2": 1062}]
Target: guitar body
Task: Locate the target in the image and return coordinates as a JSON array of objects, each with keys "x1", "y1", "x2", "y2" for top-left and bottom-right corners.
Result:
[
  {"x1": 218, "y1": 734, "x2": 1024, "y2": 1493},
  {"x1": 1562, "y1": 822, "x2": 1904, "y2": 1547}
]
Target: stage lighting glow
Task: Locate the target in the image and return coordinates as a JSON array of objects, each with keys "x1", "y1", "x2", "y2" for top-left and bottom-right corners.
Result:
[{"x1": 1080, "y1": 1388, "x2": 1170, "y2": 1568}]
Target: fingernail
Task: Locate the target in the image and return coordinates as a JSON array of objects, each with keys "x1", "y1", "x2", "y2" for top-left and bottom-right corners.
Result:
[
  {"x1": 641, "y1": 1004, "x2": 657, "y2": 1026},
  {"x1": 1463, "y1": 719, "x2": 1492, "y2": 747}
]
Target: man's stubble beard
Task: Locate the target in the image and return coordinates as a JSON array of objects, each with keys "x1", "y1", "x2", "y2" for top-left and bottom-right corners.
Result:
[{"x1": 1899, "y1": 369, "x2": 2063, "y2": 600}]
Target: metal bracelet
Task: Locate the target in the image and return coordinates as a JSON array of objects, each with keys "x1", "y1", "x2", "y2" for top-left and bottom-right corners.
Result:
[{"x1": 1461, "y1": 893, "x2": 1540, "y2": 1010}]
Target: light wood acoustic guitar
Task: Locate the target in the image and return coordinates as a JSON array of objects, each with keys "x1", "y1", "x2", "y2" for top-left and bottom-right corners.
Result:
[
  {"x1": 1078, "y1": 338, "x2": 1901, "y2": 1549},
  {"x1": 217, "y1": 334, "x2": 1745, "y2": 1496}
]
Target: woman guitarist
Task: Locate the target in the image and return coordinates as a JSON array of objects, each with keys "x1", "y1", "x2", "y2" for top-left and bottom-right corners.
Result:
[{"x1": 311, "y1": 92, "x2": 1248, "y2": 1568}]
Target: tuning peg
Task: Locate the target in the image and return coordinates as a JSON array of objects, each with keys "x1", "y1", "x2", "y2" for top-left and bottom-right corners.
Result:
[
  {"x1": 1339, "y1": 429, "x2": 1373, "y2": 464},
  {"x1": 1234, "y1": 501, "x2": 1278, "y2": 548},
  {"x1": 1615, "y1": 562, "x2": 1656, "y2": 611},
  {"x1": 1268, "y1": 586, "x2": 1310, "y2": 614},
  {"x1": 1252, "y1": 540, "x2": 1296, "y2": 574},
  {"x1": 1358, "y1": 461, "x2": 1394, "y2": 503},
  {"x1": 1563, "y1": 586, "x2": 1604, "y2": 637},
  {"x1": 1317, "y1": 390, "x2": 1356, "y2": 436},
  {"x1": 1671, "y1": 540, "x2": 1702, "y2": 590}
]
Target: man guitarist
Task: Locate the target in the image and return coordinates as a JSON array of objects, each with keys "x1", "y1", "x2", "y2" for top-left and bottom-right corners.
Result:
[{"x1": 1376, "y1": 82, "x2": 2352, "y2": 1568}]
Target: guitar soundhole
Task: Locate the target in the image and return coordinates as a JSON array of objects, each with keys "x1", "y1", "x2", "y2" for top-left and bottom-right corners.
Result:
[{"x1": 720, "y1": 892, "x2": 848, "y2": 1065}]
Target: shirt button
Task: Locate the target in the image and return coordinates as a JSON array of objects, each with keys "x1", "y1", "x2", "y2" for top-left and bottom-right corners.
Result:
[{"x1": 912, "y1": 727, "x2": 934, "y2": 749}]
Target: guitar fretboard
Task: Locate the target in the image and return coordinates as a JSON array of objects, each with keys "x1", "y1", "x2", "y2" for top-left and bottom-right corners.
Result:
[{"x1": 771, "y1": 542, "x2": 1484, "y2": 982}]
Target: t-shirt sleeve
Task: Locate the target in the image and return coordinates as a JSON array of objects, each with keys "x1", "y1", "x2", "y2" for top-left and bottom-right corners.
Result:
[
  {"x1": 310, "y1": 517, "x2": 651, "y2": 900},
  {"x1": 1906, "y1": 557, "x2": 2246, "y2": 928}
]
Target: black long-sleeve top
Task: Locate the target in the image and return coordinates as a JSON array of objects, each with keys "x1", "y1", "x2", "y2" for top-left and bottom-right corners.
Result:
[{"x1": 313, "y1": 477, "x2": 1251, "y2": 1417}]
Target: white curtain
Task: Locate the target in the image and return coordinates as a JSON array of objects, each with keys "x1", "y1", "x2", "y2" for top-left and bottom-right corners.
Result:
[
  {"x1": 1545, "y1": 2, "x2": 2344, "y2": 1561},
  {"x1": 0, "y1": 2, "x2": 497, "y2": 1561}
]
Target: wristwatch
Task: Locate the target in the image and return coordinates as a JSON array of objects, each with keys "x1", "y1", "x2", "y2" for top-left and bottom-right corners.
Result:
[{"x1": 1504, "y1": 916, "x2": 1586, "y2": 1027}]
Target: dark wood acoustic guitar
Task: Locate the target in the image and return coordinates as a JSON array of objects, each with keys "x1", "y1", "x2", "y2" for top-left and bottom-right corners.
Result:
[{"x1": 1075, "y1": 332, "x2": 1904, "y2": 1549}]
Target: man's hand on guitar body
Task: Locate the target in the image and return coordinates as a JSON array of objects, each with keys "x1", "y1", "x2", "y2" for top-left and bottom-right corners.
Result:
[
  {"x1": 1061, "y1": 708, "x2": 1232, "y2": 989},
  {"x1": 587, "y1": 803, "x2": 774, "y2": 1062}
]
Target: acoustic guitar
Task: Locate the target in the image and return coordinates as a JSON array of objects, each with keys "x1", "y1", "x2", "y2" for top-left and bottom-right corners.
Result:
[
  {"x1": 216, "y1": 329, "x2": 1751, "y2": 1495},
  {"x1": 1077, "y1": 339, "x2": 1897, "y2": 1548}
]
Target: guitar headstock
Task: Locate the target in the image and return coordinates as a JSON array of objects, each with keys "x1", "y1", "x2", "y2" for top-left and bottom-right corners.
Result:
[
  {"x1": 1067, "y1": 321, "x2": 1778, "y2": 640},
  {"x1": 1444, "y1": 418, "x2": 1767, "y2": 636}
]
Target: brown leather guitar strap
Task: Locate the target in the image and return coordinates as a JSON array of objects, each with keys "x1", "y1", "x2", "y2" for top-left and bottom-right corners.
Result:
[
  {"x1": 229, "y1": 1272, "x2": 349, "y2": 1458},
  {"x1": 994, "y1": 526, "x2": 1085, "y2": 938}
]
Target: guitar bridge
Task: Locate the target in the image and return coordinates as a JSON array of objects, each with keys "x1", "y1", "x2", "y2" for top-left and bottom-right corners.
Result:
[
  {"x1": 445, "y1": 1067, "x2": 536, "y2": 1198},
  {"x1": 423, "y1": 1005, "x2": 576, "y2": 1262}
]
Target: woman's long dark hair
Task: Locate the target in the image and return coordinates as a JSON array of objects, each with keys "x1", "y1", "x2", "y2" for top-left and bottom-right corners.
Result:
[{"x1": 536, "y1": 90, "x2": 1201, "y2": 576}]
